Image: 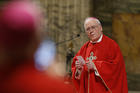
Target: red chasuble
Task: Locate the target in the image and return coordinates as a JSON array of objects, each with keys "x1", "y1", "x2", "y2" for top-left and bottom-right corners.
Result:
[
  {"x1": 0, "y1": 59, "x2": 75, "y2": 93},
  {"x1": 72, "y1": 35, "x2": 128, "y2": 93}
]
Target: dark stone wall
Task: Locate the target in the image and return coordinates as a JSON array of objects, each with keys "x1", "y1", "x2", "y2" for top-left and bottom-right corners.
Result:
[{"x1": 93, "y1": 0, "x2": 140, "y2": 37}]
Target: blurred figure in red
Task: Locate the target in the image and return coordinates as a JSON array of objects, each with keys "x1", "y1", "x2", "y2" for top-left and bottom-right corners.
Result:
[{"x1": 0, "y1": 1, "x2": 75, "y2": 93}]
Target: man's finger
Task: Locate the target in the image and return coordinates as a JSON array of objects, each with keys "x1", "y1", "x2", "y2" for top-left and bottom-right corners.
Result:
[{"x1": 76, "y1": 63, "x2": 80, "y2": 66}]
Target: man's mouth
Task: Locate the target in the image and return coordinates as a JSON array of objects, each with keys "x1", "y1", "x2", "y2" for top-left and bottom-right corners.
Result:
[{"x1": 90, "y1": 32, "x2": 94, "y2": 35}]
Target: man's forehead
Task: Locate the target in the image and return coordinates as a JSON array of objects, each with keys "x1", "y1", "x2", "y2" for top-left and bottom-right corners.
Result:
[{"x1": 85, "y1": 20, "x2": 98, "y2": 26}]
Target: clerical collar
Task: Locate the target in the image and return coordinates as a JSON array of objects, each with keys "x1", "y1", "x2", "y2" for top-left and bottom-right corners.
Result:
[{"x1": 90, "y1": 34, "x2": 103, "y2": 44}]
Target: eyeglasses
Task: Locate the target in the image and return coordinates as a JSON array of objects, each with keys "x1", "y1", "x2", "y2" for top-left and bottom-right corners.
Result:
[{"x1": 85, "y1": 25, "x2": 99, "y2": 32}]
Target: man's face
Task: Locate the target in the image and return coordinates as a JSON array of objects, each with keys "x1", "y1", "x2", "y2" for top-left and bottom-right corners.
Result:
[{"x1": 85, "y1": 19, "x2": 102, "y2": 42}]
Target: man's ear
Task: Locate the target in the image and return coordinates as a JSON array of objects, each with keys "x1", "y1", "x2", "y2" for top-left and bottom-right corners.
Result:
[{"x1": 99, "y1": 25, "x2": 103, "y2": 32}]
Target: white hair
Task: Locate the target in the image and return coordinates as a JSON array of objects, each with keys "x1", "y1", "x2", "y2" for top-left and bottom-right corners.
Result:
[{"x1": 84, "y1": 17, "x2": 101, "y2": 29}]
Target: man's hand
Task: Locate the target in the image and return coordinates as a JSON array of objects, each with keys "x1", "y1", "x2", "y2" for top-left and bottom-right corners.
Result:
[
  {"x1": 86, "y1": 61, "x2": 95, "y2": 70},
  {"x1": 75, "y1": 60, "x2": 83, "y2": 69},
  {"x1": 86, "y1": 61, "x2": 100, "y2": 76},
  {"x1": 75, "y1": 60, "x2": 83, "y2": 79},
  {"x1": 75, "y1": 57, "x2": 85, "y2": 79}
]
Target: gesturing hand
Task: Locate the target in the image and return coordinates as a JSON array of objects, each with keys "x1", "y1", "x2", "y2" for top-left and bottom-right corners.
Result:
[
  {"x1": 86, "y1": 61, "x2": 95, "y2": 70},
  {"x1": 75, "y1": 60, "x2": 83, "y2": 70},
  {"x1": 75, "y1": 60, "x2": 83, "y2": 79}
]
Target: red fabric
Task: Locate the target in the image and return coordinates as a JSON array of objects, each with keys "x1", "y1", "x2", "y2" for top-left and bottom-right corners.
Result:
[
  {"x1": 72, "y1": 35, "x2": 128, "y2": 93},
  {"x1": 0, "y1": 60, "x2": 75, "y2": 93}
]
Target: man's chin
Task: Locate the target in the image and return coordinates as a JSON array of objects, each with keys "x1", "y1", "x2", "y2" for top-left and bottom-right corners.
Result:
[
  {"x1": 90, "y1": 39, "x2": 96, "y2": 43},
  {"x1": 91, "y1": 38, "x2": 96, "y2": 41}
]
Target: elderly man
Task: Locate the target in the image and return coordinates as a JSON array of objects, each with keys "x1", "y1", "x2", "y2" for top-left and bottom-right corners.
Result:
[{"x1": 72, "y1": 17, "x2": 128, "y2": 93}]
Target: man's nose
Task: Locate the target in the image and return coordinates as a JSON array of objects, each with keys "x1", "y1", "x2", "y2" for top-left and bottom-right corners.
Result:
[
  {"x1": 89, "y1": 27, "x2": 95, "y2": 33},
  {"x1": 89, "y1": 27, "x2": 93, "y2": 32}
]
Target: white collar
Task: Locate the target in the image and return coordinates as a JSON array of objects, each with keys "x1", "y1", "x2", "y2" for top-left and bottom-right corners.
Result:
[{"x1": 90, "y1": 34, "x2": 103, "y2": 43}]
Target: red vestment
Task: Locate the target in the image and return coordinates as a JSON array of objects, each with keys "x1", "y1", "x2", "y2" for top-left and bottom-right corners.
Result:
[
  {"x1": 72, "y1": 35, "x2": 128, "y2": 93},
  {"x1": 0, "y1": 59, "x2": 75, "y2": 93}
]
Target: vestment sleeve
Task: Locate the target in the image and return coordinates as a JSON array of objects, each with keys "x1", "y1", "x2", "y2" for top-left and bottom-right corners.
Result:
[
  {"x1": 71, "y1": 42, "x2": 88, "y2": 92},
  {"x1": 71, "y1": 49, "x2": 81, "y2": 91}
]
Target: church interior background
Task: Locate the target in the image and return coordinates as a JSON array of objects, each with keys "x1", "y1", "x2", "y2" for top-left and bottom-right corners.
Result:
[{"x1": 0, "y1": 0, "x2": 140, "y2": 92}]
